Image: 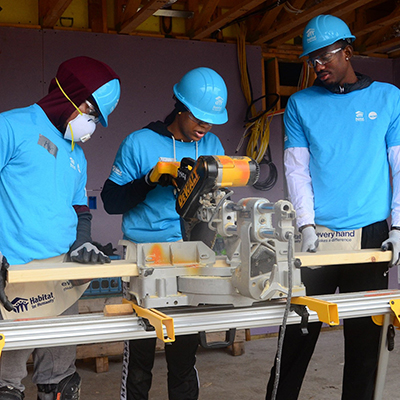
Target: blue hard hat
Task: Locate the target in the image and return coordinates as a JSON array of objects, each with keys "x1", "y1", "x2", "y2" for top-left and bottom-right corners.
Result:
[
  {"x1": 300, "y1": 15, "x2": 355, "y2": 58},
  {"x1": 173, "y1": 67, "x2": 228, "y2": 125},
  {"x1": 92, "y1": 79, "x2": 120, "y2": 127}
]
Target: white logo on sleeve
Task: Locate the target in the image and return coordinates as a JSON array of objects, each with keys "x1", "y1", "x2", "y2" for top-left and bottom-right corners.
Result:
[
  {"x1": 355, "y1": 111, "x2": 364, "y2": 122},
  {"x1": 368, "y1": 111, "x2": 378, "y2": 120},
  {"x1": 112, "y1": 165, "x2": 122, "y2": 176}
]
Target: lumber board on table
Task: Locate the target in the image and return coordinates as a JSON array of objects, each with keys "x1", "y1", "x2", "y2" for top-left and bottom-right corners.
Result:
[
  {"x1": 7, "y1": 249, "x2": 392, "y2": 284},
  {"x1": 8, "y1": 260, "x2": 138, "y2": 283},
  {"x1": 297, "y1": 248, "x2": 392, "y2": 267}
]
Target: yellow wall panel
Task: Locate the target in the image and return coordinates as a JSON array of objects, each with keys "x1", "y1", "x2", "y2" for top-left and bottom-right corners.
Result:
[
  {"x1": 0, "y1": 0, "x2": 37, "y2": 25},
  {"x1": 55, "y1": 0, "x2": 88, "y2": 30}
]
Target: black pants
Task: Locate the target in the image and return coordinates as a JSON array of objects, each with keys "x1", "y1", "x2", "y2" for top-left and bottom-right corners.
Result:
[
  {"x1": 266, "y1": 220, "x2": 389, "y2": 400},
  {"x1": 124, "y1": 334, "x2": 199, "y2": 400}
]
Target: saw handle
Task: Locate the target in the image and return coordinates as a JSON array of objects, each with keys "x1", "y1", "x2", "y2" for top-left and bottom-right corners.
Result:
[{"x1": 148, "y1": 161, "x2": 180, "y2": 186}]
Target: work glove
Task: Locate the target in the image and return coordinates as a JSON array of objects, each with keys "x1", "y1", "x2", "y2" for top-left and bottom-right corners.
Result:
[
  {"x1": 70, "y1": 242, "x2": 111, "y2": 264},
  {"x1": 0, "y1": 252, "x2": 14, "y2": 312},
  {"x1": 145, "y1": 169, "x2": 174, "y2": 187},
  {"x1": 381, "y1": 229, "x2": 400, "y2": 266},
  {"x1": 301, "y1": 226, "x2": 319, "y2": 253}
]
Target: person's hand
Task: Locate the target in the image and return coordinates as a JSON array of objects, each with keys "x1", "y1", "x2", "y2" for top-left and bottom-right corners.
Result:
[
  {"x1": 145, "y1": 169, "x2": 174, "y2": 187},
  {"x1": 70, "y1": 242, "x2": 111, "y2": 264},
  {"x1": 301, "y1": 226, "x2": 319, "y2": 252},
  {"x1": 0, "y1": 252, "x2": 14, "y2": 311},
  {"x1": 145, "y1": 161, "x2": 180, "y2": 187},
  {"x1": 381, "y1": 229, "x2": 400, "y2": 266}
]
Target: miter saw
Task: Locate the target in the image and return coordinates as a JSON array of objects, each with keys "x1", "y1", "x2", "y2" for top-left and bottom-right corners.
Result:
[{"x1": 124, "y1": 155, "x2": 306, "y2": 309}]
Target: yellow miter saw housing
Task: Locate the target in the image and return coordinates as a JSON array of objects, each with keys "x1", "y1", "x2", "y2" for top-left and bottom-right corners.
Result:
[{"x1": 125, "y1": 155, "x2": 306, "y2": 308}]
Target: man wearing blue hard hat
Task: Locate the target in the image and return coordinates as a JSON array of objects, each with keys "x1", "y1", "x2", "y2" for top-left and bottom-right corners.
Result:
[
  {"x1": 101, "y1": 67, "x2": 228, "y2": 400},
  {"x1": 266, "y1": 15, "x2": 400, "y2": 400},
  {"x1": 0, "y1": 56, "x2": 120, "y2": 400}
]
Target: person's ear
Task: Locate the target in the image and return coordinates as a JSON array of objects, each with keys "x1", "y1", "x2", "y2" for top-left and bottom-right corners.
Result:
[{"x1": 343, "y1": 45, "x2": 353, "y2": 61}]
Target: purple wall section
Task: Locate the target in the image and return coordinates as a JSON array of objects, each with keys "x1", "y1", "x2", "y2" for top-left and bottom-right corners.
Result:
[{"x1": 394, "y1": 58, "x2": 400, "y2": 88}]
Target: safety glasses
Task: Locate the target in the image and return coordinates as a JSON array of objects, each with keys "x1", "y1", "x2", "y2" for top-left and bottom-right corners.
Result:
[
  {"x1": 85, "y1": 101, "x2": 100, "y2": 124},
  {"x1": 307, "y1": 47, "x2": 343, "y2": 68},
  {"x1": 187, "y1": 111, "x2": 212, "y2": 128}
]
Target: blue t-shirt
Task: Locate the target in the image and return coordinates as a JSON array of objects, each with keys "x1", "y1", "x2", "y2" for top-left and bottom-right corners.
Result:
[
  {"x1": 0, "y1": 104, "x2": 88, "y2": 264},
  {"x1": 284, "y1": 82, "x2": 400, "y2": 231},
  {"x1": 108, "y1": 128, "x2": 224, "y2": 243}
]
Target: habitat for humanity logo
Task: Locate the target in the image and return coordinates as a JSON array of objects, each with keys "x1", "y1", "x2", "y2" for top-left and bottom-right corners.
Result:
[
  {"x1": 10, "y1": 292, "x2": 55, "y2": 313},
  {"x1": 306, "y1": 28, "x2": 316, "y2": 43}
]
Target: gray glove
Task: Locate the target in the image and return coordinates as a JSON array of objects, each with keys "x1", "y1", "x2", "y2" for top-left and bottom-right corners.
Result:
[
  {"x1": 70, "y1": 242, "x2": 111, "y2": 264},
  {"x1": 301, "y1": 226, "x2": 319, "y2": 253},
  {"x1": 0, "y1": 252, "x2": 14, "y2": 311},
  {"x1": 381, "y1": 229, "x2": 400, "y2": 266}
]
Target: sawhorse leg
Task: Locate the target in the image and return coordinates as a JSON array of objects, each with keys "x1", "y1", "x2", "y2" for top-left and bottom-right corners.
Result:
[{"x1": 373, "y1": 313, "x2": 391, "y2": 400}]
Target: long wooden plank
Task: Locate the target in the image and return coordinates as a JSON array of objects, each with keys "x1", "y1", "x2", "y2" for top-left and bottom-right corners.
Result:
[
  {"x1": 297, "y1": 248, "x2": 392, "y2": 268},
  {"x1": 8, "y1": 260, "x2": 138, "y2": 284},
  {"x1": 7, "y1": 249, "x2": 392, "y2": 284}
]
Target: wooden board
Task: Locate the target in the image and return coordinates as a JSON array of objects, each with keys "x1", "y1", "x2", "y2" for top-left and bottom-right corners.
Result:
[
  {"x1": 298, "y1": 248, "x2": 392, "y2": 267},
  {"x1": 8, "y1": 259, "x2": 138, "y2": 283},
  {"x1": 7, "y1": 249, "x2": 392, "y2": 284}
]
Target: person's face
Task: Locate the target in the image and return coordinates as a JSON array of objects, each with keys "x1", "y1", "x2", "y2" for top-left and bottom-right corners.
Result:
[
  {"x1": 175, "y1": 111, "x2": 212, "y2": 142},
  {"x1": 65, "y1": 100, "x2": 100, "y2": 126},
  {"x1": 308, "y1": 43, "x2": 353, "y2": 87}
]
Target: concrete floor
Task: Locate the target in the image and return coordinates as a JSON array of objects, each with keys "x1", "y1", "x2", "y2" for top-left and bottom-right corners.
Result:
[{"x1": 21, "y1": 327, "x2": 400, "y2": 399}]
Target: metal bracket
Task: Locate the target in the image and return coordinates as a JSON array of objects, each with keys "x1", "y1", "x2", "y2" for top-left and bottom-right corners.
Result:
[
  {"x1": 290, "y1": 304, "x2": 309, "y2": 335},
  {"x1": 372, "y1": 298, "x2": 400, "y2": 328},
  {"x1": 123, "y1": 299, "x2": 175, "y2": 343},
  {"x1": 291, "y1": 296, "x2": 339, "y2": 326}
]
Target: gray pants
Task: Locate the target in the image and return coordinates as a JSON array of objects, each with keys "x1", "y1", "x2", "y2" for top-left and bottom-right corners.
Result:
[{"x1": 0, "y1": 302, "x2": 78, "y2": 392}]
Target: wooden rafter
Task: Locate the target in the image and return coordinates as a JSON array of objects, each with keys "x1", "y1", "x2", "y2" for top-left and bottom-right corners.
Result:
[
  {"x1": 253, "y1": 0, "x2": 349, "y2": 45},
  {"x1": 120, "y1": 0, "x2": 143, "y2": 25},
  {"x1": 39, "y1": 0, "x2": 74, "y2": 28},
  {"x1": 364, "y1": 35, "x2": 400, "y2": 54},
  {"x1": 255, "y1": 0, "x2": 376, "y2": 48},
  {"x1": 358, "y1": 4, "x2": 400, "y2": 47},
  {"x1": 192, "y1": 0, "x2": 266, "y2": 40},
  {"x1": 88, "y1": 0, "x2": 108, "y2": 33},
  {"x1": 120, "y1": 0, "x2": 171, "y2": 34},
  {"x1": 253, "y1": 2, "x2": 285, "y2": 38},
  {"x1": 192, "y1": 0, "x2": 220, "y2": 32}
]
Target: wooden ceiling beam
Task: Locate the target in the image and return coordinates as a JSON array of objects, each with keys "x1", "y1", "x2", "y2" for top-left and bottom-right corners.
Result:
[
  {"x1": 120, "y1": 0, "x2": 142, "y2": 25},
  {"x1": 120, "y1": 0, "x2": 171, "y2": 34},
  {"x1": 355, "y1": 3, "x2": 400, "y2": 38},
  {"x1": 88, "y1": 0, "x2": 108, "y2": 33},
  {"x1": 39, "y1": 0, "x2": 74, "y2": 28},
  {"x1": 192, "y1": 0, "x2": 266, "y2": 40},
  {"x1": 192, "y1": 0, "x2": 221, "y2": 32},
  {"x1": 253, "y1": 2, "x2": 285, "y2": 38},
  {"x1": 256, "y1": 0, "x2": 376, "y2": 48},
  {"x1": 364, "y1": 36, "x2": 400, "y2": 54},
  {"x1": 253, "y1": 0, "x2": 350, "y2": 45}
]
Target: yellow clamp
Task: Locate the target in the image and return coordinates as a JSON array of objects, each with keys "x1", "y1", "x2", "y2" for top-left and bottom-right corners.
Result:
[
  {"x1": 291, "y1": 296, "x2": 339, "y2": 326},
  {"x1": 149, "y1": 161, "x2": 180, "y2": 184},
  {"x1": 123, "y1": 299, "x2": 175, "y2": 343},
  {"x1": 372, "y1": 298, "x2": 400, "y2": 328},
  {"x1": 0, "y1": 334, "x2": 5, "y2": 357}
]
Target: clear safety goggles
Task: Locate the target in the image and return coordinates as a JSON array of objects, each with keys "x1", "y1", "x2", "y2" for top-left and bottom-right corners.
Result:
[
  {"x1": 187, "y1": 111, "x2": 212, "y2": 128},
  {"x1": 85, "y1": 101, "x2": 100, "y2": 124},
  {"x1": 307, "y1": 47, "x2": 343, "y2": 68}
]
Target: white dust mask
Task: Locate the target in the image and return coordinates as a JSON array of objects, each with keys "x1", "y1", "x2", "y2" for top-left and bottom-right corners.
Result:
[{"x1": 64, "y1": 113, "x2": 96, "y2": 144}]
